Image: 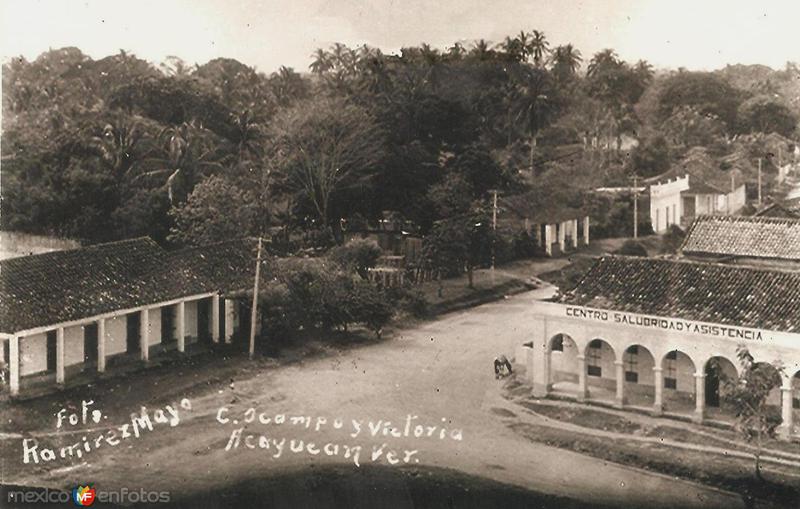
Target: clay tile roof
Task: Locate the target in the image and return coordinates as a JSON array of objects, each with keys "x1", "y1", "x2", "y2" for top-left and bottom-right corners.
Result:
[
  {"x1": 167, "y1": 238, "x2": 270, "y2": 296},
  {"x1": 0, "y1": 238, "x2": 210, "y2": 334},
  {"x1": 681, "y1": 215, "x2": 800, "y2": 261},
  {"x1": 559, "y1": 256, "x2": 800, "y2": 333}
]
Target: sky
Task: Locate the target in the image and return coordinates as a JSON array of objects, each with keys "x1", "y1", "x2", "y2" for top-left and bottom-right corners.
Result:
[{"x1": 1, "y1": 0, "x2": 799, "y2": 74}]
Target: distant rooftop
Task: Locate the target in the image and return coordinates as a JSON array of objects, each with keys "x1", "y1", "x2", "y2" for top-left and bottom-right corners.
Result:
[
  {"x1": 559, "y1": 256, "x2": 800, "y2": 333},
  {"x1": 681, "y1": 215, "x2": 800, "y2": 261}
]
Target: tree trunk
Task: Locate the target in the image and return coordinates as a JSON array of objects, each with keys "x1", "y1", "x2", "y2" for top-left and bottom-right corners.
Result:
[
  {"x1": 754, "y1": 452, "x2": 763, "y2": 482},
  {"x1": 467, "y1": 266, "x2": 474, "y2": 289},
  {"x1": 528, "y1": 134, "x2": 538, "y2": 173}
]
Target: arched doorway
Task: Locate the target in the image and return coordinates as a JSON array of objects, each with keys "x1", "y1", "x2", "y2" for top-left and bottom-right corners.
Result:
[
  {"x1": 548, "y1": 334, "x2": 578, "y2": 396},
  {"x1": 661, "y1": 350, "x2": 696, "y2": 415},
  {"x1": 752, "y1": 361, "x2": 783, "y2": 411},
  {"x1": 622, "y1": 344, "x2": 656, "y2": 408},
  {"x1": 703, "y1": 356, "x2": 738, "y2": 420},
  {"x1": 704, "y1": 357, "x2": 738, "y2": 407},
  {"x1": 584, "y1": 338, "x2": 617, "y2": 404}
]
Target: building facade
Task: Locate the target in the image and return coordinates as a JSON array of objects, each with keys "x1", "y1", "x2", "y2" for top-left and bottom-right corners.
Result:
[
  {"x1": 0, "y1": 238, "x2": 265, "y2": 398},
  {"x1": 527, "y1": 256, "x2": 800, "y2": 439}
]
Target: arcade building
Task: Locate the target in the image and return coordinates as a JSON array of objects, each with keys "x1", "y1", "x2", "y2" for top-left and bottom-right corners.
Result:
[
  {"x1": 527, "y1": 254, "x2": 800, "y2": 439},
  {"x1": 0, "y1": 237, "x2": 266, "y2": 398}
]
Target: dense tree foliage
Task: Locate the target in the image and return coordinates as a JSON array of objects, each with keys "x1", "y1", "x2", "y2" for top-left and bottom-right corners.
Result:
[{"x1": 3, "y1": 38, "x2": 798, "y2": 248}]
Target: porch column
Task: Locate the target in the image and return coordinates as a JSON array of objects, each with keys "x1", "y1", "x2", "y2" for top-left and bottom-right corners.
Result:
[
  {"x1": 140, "y1": 308, "x2": 150, "y2": 362},
  {"x1": 693, "y1": 372, "x2": 705, "y2": 423},
  {"x1": 224, "y1": 299, "x2": 235, "y2": 344},
  {"x1": 652, "y1": 366, "x2": 664, "y2": 416},
  {"x1": 614, "y1": 360, "x2": 625, "y2": 408},
  {"x1": 576, "y1": 354, "x2": 588, "y2": 402},
  {"x1": 56, "y1": 327, "x2": 65, "y2": 385},
  {"x1": 211, "y1": 294, "x2": 220, "y2": 343},
  {"x1": 558, "y1": 222, "x2": 566, "y2": 253},
  {"x1": 779, "y1": 385, "x2": 794, "y2": 440},
  {"x1": 571, "y1": 219, "x2": 579, "y2": 248},
  {"x1": 531, "y1": 321, "x2": 549, "y2": 398},
  {"x1": 524, "y1": 218, "x2": 531, "y2": 235},
  {"x1": 97, "y1": 318, "x2": 106, "y2": 373},
  {"x1": 544, "y1": 225, "x2": 553, "y2": 256},
  {"x1": 176, "y1": 301, "x2": 186, "y2": 353},
  {"x1": 9, "y1": 335, "x2": 20, "y2": 397},
  {"x1": 583, "y1": 216, "x2": 590, "y2": 244}
]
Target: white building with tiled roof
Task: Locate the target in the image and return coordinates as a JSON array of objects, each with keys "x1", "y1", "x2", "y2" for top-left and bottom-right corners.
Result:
[
  {"x1": 526, "y1": 256, "x2": 800, "y2": 440},
  {"x1": 0, "y1": 238, "x2": 267, "y2": 398}
]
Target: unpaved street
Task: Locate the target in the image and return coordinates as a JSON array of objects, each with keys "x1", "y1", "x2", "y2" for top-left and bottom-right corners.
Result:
[{"x1": 5, "y1": 291, "x2": 745, "y2": 508}]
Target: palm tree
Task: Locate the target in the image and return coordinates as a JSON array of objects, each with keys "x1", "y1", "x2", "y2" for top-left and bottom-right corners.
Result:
[
  {"x1": 551, "y1": 44, "x2": 583, "y2": 82},
  {"x1": 587, "y1": 49, "x2": 619, "y2": 77},
  {"x1": 470, "y1": 39, "x2": 493, "y2": 61},
  {"x1": 498, "y1": 36, "x2": 524, "y2": 62},
  {"x1": 88, "y1": 115, "x2": 148, "y2": 180},
  {"x1": 134, "y1": 122, "x2": 224, "y2": 204},
  {"x1": 529, "y1": 30, "x2": 550, "y2": 67},
  {"x1": 268, "y1": 66, "x2": 309, "y2": 108},
  {"x1": 309, "y1": 48, "x2": 331, "y2": 75},
  {"x1": 446, "y1": 42, "x2": 466, "y2": 60}
]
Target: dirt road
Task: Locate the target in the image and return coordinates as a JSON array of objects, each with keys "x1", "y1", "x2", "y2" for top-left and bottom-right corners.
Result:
[{"x1": 5, "y1": 291, "x2": 746, "y2": 508}]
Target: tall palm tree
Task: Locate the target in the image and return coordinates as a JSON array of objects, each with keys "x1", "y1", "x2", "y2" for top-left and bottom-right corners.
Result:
[
  {"x1": 587, "y1": 49, "x2": 619, "y2": 77},
  {"x1": 309, "y1": 48, "x2": 331, "y2": 75},
  {"x1": 529, "y1": 30, "x2": 550, "y2": 67},
  {"x1": 551, "y1": 44, "x2": 583, "y2": 82},
  {"x1": 446, "y1": 42, "x2": 466, "y2": 60},
  {"x1": 134, "y1": 122, "x2": 224, "y2": 204},
  {"x1": 268, "y1": 66, "x2": 309, "y2": 108},
  {"x1": 498, "y1": 36, "x2": 524, "y2": 62},
  {"x1": 470, "y1": 39, "x2": 493, "y2": 61}
]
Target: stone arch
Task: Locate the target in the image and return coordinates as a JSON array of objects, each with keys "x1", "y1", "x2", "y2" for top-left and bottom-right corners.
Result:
[
  {"x1": 621, "y1": 344, "x2": 656, "y2": 405},
  {"x1": 583, "y1": 338, "x2": 617, "y2": 395},
  {"x1": 703, "y1": 356, "x2": 738, "y2": 411},
  {"x1": 548, "y1": 333, "x2": 579, "y2": 387},
  {"x1": 792, "y1": 371, "x2": 800, "y2": 436},
  {"x1": 752, "y1": 361, "x2": 784, "y2": 409},
  {"x1": 660, "y1": 349, "x2": 697, "y2": 414}
]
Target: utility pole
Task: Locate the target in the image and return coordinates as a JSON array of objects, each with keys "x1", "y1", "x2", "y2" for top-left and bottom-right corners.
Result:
[
  {"x1": 490, "y1": 190, "x2": 498, "y2": 285},
  {"x1": 248, "y1": 237, "x2": 263, "y2": 360},
  {"x1": 632, "y1": 174, "x2": 639, "y2": 239},
  {"x1": 758, "y1": 158, "x2": 763, "y2": 206}
]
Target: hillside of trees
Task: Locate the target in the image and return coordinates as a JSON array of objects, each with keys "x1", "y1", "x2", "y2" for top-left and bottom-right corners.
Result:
[{"x1": 2, "y1": 35, "x2": 798, "y2": 248}]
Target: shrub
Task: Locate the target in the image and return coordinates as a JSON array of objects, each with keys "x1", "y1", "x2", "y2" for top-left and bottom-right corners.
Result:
[
  {"x1": 387, "y1": 286, "x2": 430, "y2": 318},
  {"x1": 328, "y1": 238, "x2": 382, "y2": 279},
  {"x1": 614, "y1": 240, "x2": 648, "y2": 257},
  {"x1": 660, "y1": 224, "x2": 686, "y2": 254},
  {"x1": 347, "y1": 282, "x2": 394, "y2": 338}
]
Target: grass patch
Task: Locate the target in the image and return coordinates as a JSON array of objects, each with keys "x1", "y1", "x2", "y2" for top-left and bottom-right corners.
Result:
[{"x1": 509, "y1": 421, "x2": 800, "y2": 507}]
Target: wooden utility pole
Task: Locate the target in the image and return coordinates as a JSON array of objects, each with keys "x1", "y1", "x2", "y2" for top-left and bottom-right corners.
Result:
[
  {"x1": 632, "y1": 175, "x2": 639, "y2": 239},
  {"x1": 758, "y1": 158, "x2": 763, "y2": 206},
  {"x1": 490, "y1": 189, "x2": 498, "y2": 284},
  {"x1": 248, "y1": 237, "x2": 263, "y2": 360}
]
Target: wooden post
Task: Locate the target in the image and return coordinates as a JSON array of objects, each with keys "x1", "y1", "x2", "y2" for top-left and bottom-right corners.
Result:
[
  {"x1": 176, "y1": 301, "x2": 186, "y2": 353},
  {"x1": 9, "y1": 335, "x2": 20, "y2": 396},
  {"x1": 632, "y1": 175, "x2": 639, "y2": 239},
  {"x1": 140, "y1": 308, "x2": 150, "y2": 362},
  {"x1": 758, "y1": 158, "x2": 762, "y2": 206},
  {"x1": 211, "y1": 294, "x2": 220, "y2": 343},
  {"x1": 97, "y1": 318, "x2": 106, "y2": 373},
  {"x1": 249, "y1": 238, "x2": 263, "y2": 360},
  {"x1": 56, "y1": 327, "x2": 65, "y2": 384}
]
